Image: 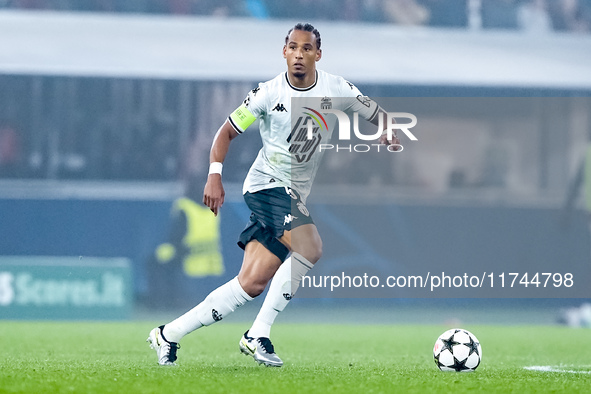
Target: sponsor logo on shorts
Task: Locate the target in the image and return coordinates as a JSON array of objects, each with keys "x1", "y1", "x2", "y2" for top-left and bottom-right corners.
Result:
[
  {"x1": 297, "y1": 202, "x2": 309, "y2": 217},
  {"x1": 285, "y1": 187, "x2": 298, "y2": 200}
]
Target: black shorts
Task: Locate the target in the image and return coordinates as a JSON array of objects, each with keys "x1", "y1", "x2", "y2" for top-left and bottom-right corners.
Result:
[{"x1": 238, "y1": 186, "x2": 314, "y2": 261}]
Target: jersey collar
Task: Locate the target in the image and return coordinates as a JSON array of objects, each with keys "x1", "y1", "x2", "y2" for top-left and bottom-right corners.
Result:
[{"x1": 285, "y1": 70, "x2": 318, "y2": 92}]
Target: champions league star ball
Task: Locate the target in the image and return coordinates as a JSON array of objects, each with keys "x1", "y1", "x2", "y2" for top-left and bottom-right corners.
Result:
[{"x1": 433, "y1": 329, "x2": 482, "y2": 372}]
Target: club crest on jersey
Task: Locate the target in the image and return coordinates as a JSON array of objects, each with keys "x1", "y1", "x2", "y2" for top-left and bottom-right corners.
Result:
[{"x1": 321, "y1": 97, "x2": 332, "y2": 109}]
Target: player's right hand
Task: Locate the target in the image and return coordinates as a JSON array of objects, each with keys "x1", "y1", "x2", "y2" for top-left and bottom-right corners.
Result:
[{"x1": 203, "y1": 174, "x2": 225, "y2": 216}]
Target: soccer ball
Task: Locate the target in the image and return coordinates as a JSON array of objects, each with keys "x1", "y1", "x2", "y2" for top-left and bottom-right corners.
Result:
[{"x1": 433, "y1": 328, "x2": 482, "y2": 372}]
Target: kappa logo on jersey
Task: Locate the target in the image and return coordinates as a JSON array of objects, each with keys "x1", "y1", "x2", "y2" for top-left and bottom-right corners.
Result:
[
  {"x1": 287, "y1": 116, "x2": 322, "y2": 163},
  {"x1": 273, "y1": 103, "x2": 287, "y2": 112},
  {"x1": 283, "y1": 293, "x2": 293, "y2": 301},
  {"x1": 346, "y1": 81, "x2": 355, "y2": 90},
  {"x1": 356, "y1": 95, "x2": 372, "y2": 108},
  {"x1": 251, "y1": 87, "x2": 260, "y2": 96},
  {"x1": 212, "y1": 309, "x2": 223, "y2": 322},
  {"x1": 283, "y1": 214, "x2": 298, "y2": 225},
  {"x1": 243, "y1": 96, "x2": 250, "y2": 107}
]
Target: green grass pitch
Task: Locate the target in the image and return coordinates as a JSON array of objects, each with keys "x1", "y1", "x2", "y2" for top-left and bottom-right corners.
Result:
[{"x1": 1, "y1": 321, "x2": 590, "y2": 393}]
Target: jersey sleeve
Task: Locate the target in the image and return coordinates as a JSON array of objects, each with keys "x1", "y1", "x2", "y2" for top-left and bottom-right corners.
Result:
[
  {"x1": 340, "y1": 79, "x2": 381, "y2": 123},
  {"x1": 228, "y1": 84, "x2": 268, "y2": 134}
]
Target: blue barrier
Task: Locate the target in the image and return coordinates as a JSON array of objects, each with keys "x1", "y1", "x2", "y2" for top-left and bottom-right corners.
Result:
[{"x1": 0, "y1": 197, "x2": 589, "y2": 310}]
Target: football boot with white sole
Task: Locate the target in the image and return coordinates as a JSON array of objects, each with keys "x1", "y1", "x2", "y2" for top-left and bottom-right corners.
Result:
[
  {"x1": 239, "y1": 331, "x2": 283, "y2": 367},
  {"x1": 147, "y1": 325, "x2": 180, "y2": 366}
]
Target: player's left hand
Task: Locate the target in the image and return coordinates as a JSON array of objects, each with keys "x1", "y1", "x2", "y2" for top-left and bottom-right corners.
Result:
[{"x1": 379, "y1": 132, "x2": 401, "y2": 150}]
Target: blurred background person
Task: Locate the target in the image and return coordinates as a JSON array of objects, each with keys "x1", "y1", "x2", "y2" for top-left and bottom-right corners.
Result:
[{"x1": 146, "y1": 130, "x2": 224, "y2": 309}]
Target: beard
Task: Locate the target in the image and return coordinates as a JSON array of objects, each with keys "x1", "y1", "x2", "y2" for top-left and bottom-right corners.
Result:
[{"x1": 293, "y1": 71, "x2": 305, "y2": 78}]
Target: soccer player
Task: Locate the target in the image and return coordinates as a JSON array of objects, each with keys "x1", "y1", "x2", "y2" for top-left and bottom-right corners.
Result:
[{"x1": 148, "y1": 22, "x2": 399, "y2": 367}]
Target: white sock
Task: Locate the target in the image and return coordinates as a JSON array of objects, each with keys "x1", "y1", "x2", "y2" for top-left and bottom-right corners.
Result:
[
  {"x1": 248, "y1": 252, "x2": 313, "y2": 338},
  {"x1": 290, "y1": 252, "x2": 314, "y2": 294},
  {"x1": 163, "y1": 276, "x2": 253, "y2": 343}
]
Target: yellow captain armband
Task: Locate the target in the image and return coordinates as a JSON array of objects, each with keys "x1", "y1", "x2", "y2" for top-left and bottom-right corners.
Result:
[{"x1": 229, "y1": 103, "x2": 256, "y2": 133}]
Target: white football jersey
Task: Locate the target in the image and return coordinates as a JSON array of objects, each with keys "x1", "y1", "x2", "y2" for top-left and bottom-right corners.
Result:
[{"x1": 228, "y1": 69, "x2": 380, "y2": 203}]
